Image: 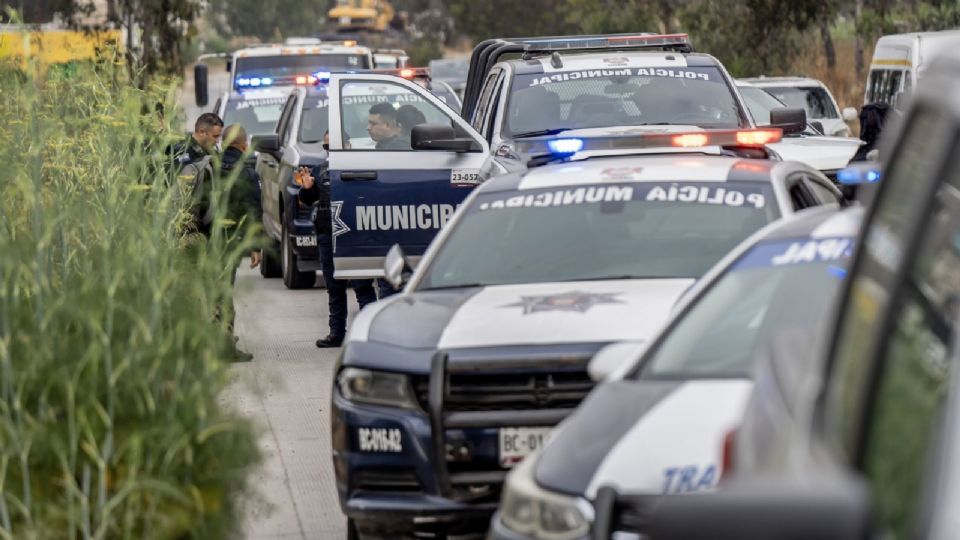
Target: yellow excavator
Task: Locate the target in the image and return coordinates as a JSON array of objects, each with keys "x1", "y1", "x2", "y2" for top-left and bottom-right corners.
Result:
[{"x1": 327, "y1": 0, "x2": 396, "y2": 32}]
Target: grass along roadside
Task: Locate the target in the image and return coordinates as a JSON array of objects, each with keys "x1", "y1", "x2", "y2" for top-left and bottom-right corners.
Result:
[{"x1": 0, "y1": 57, "x2": 260, "y2": 539}]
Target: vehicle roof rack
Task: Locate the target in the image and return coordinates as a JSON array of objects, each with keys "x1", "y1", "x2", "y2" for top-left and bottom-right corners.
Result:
[{"x1": 461, "y1": 33, "x2": 694, "y2": 119}]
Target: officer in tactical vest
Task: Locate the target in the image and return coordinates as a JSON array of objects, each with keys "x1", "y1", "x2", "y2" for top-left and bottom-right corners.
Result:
[{"x1": 295, "y1": 132, "x2": 378, "y2": 348}]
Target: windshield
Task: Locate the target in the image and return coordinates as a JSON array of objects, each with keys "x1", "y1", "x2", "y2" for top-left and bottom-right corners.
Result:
[
  {"x1": 429, "y1": 58, "x2": 468, "y2": 81},
  {"x1": 506, "y1": 67, "x2": 744, "y2": 136},
  {"x1": 639, "y1": 236, "x2": 854, "y2": 378},
  {"x1": 418, "y1": 181, "x2": 778, "y2": 290},
  {"x1": 223, "y1": 96, "x2": 286, "y2": 136},
  {"x1": 299, "y1": 96, "x2": 330, "y2": 144},
  {"x1": 762, "y1": 85, "x2": 838, "y2": 119},
  {"x1": 235, "y1": 54, "x2": 370, "y2": 80},
  {"x1": 739, "y1": 85, "x2": 786, "y2": 125}
]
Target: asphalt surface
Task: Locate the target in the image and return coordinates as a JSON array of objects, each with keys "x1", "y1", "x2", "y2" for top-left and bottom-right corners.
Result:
[{"x1": 225, "y1": 264, "x2": 351, "y2": 539}]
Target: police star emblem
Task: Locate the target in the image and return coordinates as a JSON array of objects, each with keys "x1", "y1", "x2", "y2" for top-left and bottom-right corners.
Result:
[
  {"x1": 331, "y1": 200, "x2": 350, "y2": 250},
  {"x1": 504, "y1": 291, "x2": 624, "y2": 315}
]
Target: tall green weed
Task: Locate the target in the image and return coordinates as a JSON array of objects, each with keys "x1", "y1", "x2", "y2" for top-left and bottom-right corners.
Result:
[{"x1": 0, "y1": 57, "x2": 260, "y2": 539}]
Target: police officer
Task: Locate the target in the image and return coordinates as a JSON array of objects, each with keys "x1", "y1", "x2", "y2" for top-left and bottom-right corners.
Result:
[
  {"x1": 217, "y1": 124, "x2": 264, "y2": 361},
  {"x1": 367, "y1": 102, "x2": 409, "y2": 149},
  {"x1": 295, "y1": 132, "x2": 378, "y2": 348},
  {"x1": 169, "y1": 112, "x2": 224, "y2": 169}
]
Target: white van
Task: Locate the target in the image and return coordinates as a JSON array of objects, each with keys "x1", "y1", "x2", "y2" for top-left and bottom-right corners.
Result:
[{"x1": 866, "y1": 30, "x2": 960, "y2": 106}]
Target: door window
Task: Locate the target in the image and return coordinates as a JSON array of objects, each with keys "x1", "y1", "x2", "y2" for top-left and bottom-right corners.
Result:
[
  {"x1": 804, "y1": 175, "x2": 843, "y2": 205},
  {"x1": 339, "y1": 80, "x2": 471, "y2": 151},
  {"x1": 471, "y1": 70, "x2": 501, "y2": 132},
  {"x1": 825, "y1": 107, "x2": 955, "y2": 458},
  {"x1": 867, "y1": 69, "x2": 906, "y2": 106},
  {"x1": 860, "y1": 177, "x2": 960, "y2": 539},
  {"x1": 276, "y1": 95, "x2": 297, "y2": 145}
]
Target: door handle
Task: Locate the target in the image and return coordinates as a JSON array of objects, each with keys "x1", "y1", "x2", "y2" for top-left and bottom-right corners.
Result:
[{"x1": 341, "y1": 171, "x2": 378, "y2": 181}]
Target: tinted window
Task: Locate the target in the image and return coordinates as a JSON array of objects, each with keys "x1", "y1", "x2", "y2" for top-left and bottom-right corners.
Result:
[
  {"x1": 640, "y1": 236, "x2": 854, "y2": 378},
  {"x1": 418, "y1": 181, "x2": 778, "y2": 290},
  {"x1": 223, "y1": 95, "x2": 286, "y2": 136},
  {"x1": 339, "y1": 80, "x2": 462, "y2": 150},
  {"x1": 826, "y1": 108, "x2": 953, "y2": 457},
  {"x1": 299, "y1": 95, "x2": 329, "y2": 144},
  {"x1": 506, "y1": 67, "x2": 744, "y2": 136},
  {"x1": 867, "y1": 69, "x2": 906, "y2": 106},
  {"x1": 739, "y1": 85, "x2": 786, "y2": 125},
  {"x1": 861, "y1": 180, "x2": 960, "y2": 539},
  {"x1": 763, "y1": 85, "x2": 839, "y2": 119}
]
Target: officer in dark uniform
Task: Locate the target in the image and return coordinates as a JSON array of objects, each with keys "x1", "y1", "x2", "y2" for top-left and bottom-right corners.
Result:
[
  {"x1": 217, "y1": 124, "x2": 264, "y2": 361},
  {"x1": 169, "y1": 112, "x2": 224, "y2": 170},
  {"x1": 296, "y1": 132, "x2": 378, "y2": 348}
]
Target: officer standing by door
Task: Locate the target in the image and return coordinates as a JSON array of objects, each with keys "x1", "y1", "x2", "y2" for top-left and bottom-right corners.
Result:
[{"x1": 295, "y1": 132, "x2": 378, "y2": 348}]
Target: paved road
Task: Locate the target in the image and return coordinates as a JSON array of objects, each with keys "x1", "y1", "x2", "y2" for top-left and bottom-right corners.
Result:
[{"x1": 225, "y1": 265, "x2": 352, "y2": 539}]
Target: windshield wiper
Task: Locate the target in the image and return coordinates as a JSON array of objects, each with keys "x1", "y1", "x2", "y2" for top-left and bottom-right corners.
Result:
[
  {"x1": 512, "y1": 128, "x2": 569, "y2": 139},
  {"x1": 419, "y1": 283, "x2": 489, "y2": 291}
]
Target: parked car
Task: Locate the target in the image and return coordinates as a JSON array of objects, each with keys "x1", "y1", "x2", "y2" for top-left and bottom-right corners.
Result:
[
  {"x1": 742, "y1": 76, "x2": 854, "y2": 137},
  {"x1": 737, "y1": 80, "x2": 861, "y2": 180},
  {"x1": 867, "y1": 30, "x2": 960, "y2": 107}
]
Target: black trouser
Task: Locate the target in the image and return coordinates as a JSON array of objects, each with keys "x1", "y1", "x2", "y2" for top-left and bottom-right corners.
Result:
[{"x1": 319, "y1": 234, "x2": 376, "y2": 338}]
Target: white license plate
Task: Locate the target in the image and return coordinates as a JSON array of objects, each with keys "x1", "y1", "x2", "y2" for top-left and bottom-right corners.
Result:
[
  {"x1": 295, "y1": 235, "x2": 317, "y2": 247},
  {"x1": 499, "y1": 427, "x2": 551, "y2": 467}
]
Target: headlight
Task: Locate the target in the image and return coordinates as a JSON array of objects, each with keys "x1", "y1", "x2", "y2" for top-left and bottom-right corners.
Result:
[
  {"x1": 336, "y1": 367, "x2": 418, "y2": 409},
  {"x1": 499, "y1": 453, "x2": 592, "y2": 540}
]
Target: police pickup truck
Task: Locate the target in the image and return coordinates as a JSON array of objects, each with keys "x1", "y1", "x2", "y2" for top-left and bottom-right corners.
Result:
[
  {"x1": 331, "y1": 129, "x2": 845, "y2": 539},
  {"x1": 458, "y1": 33, "x2": 809, "y2": 173},
  {"x1": 254, "y1": 71, "x2": 487, "y2": 288},
  {"x1": 193, "y1": 40, "x2": 374, "y2": 108}
]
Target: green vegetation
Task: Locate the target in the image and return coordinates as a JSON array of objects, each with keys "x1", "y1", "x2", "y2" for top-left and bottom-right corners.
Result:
[{"x1": 0, "y1": 54, "x2": 260, "y2": 539}]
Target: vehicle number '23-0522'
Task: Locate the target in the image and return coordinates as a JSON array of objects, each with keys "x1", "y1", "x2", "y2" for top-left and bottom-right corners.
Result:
[{"x1": 499, "y1": 427, "x2": 551, "y2": 467}]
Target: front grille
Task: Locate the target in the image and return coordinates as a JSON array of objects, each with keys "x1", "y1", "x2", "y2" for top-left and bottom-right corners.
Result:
[
  {"x1": 353, "y1": 468, "x2": 422, "y2": 493},
  {"x1": 415, "y1": 370, "x2": 593, "y2": 412},
  {"x1": 422, "y1": 348, "x2": 601, "y2": 502}
]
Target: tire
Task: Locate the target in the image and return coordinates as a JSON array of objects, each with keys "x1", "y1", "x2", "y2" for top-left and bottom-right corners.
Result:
[
  {"x1": 260, "y1": 238, "x2": 282, "y2": 278},
  {"x1": 281, "y1": 218, "x2": 316, "y2": 289},
  {"x1": 347, "y1": 518, "x2": 360, "y2": 540}
]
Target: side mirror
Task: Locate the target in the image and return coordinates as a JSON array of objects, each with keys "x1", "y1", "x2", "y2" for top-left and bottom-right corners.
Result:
[
  {"x1": 842, "y1": 106, "x2": 858, "y2": 122},
  {"x1": 411, "y1": 123, "x2": 475, "y2": 152},
  {"x1": 194, "y1": 63, "x2": 209, "y2": 108},
  {"x1": 587, "y1": 341, "x2": 648, "y2": 382},
  {"x1": 810, "y1": 120, "x2": 825, "y2": 135},
  {"x1": 225, "y1": 59, "x2": 232, "y2": 73},
  {"x1": 383, "y1": 244, "x2": 414, "y2": 291},
  {"x1": 770, "y1": 107, "x2": 807, "y2": 135},
  {"x1": 640, "y1": 475, "x2": 872, "y2": 540},
  {"x1": 255, "y1": 134, "x2": 282, "y2": 158}
]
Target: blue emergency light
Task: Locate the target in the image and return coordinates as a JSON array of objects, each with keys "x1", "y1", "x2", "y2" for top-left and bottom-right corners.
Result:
[
  {"x1": 837, "y1": 166, "x2": 881, "y2": 185},
  {"x1": 547, "y1": 138, "x2": 585, "y2": 154},
  {"x1": 314, "y1": 71, "x2": 332, "y2": 81},
  {"x1": 236, "y1": 76, "x2": 274, "y2": 88}
]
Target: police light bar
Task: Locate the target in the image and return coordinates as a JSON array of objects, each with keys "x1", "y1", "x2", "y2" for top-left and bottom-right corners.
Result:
[
  {"x1": 517, "y1": 129, "x2": 783, "y2": 156},
  {"x1": 372, "y1": 67, "x2": 430, "y2": 80},
  {"x1": 236, "y1": 76, "x2": 275, "y2": 88},
  {"x1": 520, "y1": 33, "x2": 693, "y2": 54}
]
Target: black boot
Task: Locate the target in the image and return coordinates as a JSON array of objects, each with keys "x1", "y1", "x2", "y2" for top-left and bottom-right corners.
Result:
[{"x1": 316, "y1": 334, "x2": 344, "y2": 348}]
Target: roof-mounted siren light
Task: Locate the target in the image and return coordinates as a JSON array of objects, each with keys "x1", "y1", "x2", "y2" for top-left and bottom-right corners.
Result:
[
  {"x1": 520, "y1": 33, "x2": 693, "y2": 55},
  {"x1": 518, "y1": 128, "x2": 783, "y2": 157}
]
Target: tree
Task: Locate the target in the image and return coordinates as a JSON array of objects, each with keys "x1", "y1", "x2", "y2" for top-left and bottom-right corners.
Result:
[
  {"x1": 206, "y1": 0, "x2": 328, "y2": 42},
  {"x1": 52, "y1": 0, "x2": 203, "y2": 87}
]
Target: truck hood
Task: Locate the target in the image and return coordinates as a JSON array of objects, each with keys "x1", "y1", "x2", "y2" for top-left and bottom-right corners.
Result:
[
  {"x1": 356, "y1": 279, "x2": 694, "y2": 350},
  {"x1": 767, "y1": 136, "x2": 861, "y2": 171},
  {"x1": 535, "y1": 378, "x2": 753, "y2": 498}
]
